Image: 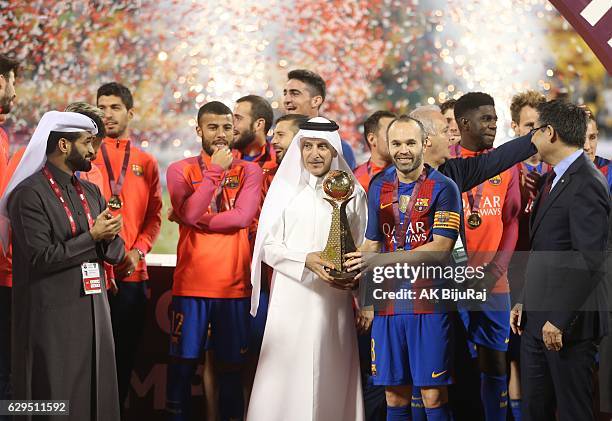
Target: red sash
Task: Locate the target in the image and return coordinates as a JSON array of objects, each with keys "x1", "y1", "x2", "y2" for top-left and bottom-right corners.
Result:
[
  {"x1": 378, "y1": 173, "x2": 435, "y2": 252},
  {"x1": 42, "y1": 166, "x2": 94, "y2": 234},
  {"x1": 377, "y1": 170, "x2": 438, "y2": 314}
]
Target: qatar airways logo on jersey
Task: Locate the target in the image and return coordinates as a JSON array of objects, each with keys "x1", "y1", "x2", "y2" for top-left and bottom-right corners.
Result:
[
  {"x1": 462, "y1": 196, "x2": 502, "y2": 217},
  {"x1": 382, "y1": 221, "x2": 427, "y2": 244}
]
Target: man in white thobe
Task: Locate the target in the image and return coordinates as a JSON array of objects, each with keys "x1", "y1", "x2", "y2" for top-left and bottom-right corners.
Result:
[{"x1": 247, "y1": 117, "x2": 367, "y2": 421}]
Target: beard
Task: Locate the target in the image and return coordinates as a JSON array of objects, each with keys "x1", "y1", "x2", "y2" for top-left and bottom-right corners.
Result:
[
  {"x1": 104, "y1": 120, "x2": 127, "y2": 138},
  {"x1": 275, "y1": 150, "x2": 286, "y2": 164},
  {"x1": 394, "y1": 152, "x2": 423, "y2": 174},
  {"x1": 66, "y1": 147, "x2": 92, "y2": 172},
  {"x1": 0, "y1": 93, "x2": 13, "y2": 114},
  {"x1": 407, "y1": 153, "x2": 423, "y2": 173},
  {"x1": 232, "y1": 127, "x2": 256, "y2": 151},
  {"x1": 202, "y1": 137, "x2": 231, "y2": 156},
  {"x1": 202, "y1": 142, "x2": 215, "y2": 156}
]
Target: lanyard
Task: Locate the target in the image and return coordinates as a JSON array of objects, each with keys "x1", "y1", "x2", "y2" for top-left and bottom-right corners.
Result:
[
  {"x1": 100, "y1": 141, "x2": 131, "y2": 197},
  {"x1": 392, "y1": 168, "x2": 427, "y2": 250},
  {"x1": 456, "y1": 144, "x2": 485, "y2": 214},
  {"x1": 42, "y1": 165, "x2": 94, "y2": 237},
  {"x1": 466, "y1": 183, "x2": 484, "y2": 214}
]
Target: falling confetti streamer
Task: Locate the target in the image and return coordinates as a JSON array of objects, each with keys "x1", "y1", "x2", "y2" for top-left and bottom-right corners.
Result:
[
  {"x1": 0, "y1": 0, "x2": 608, "y2": 166},
  {"x1": 433, "y1": 0, "x2": 555, "y2": 141}
]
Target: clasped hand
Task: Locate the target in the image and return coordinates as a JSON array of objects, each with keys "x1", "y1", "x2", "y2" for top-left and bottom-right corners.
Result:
[
  {"x1": 343, "y1": 250, "x2": 382, "y2": 279},
  {"x1": 305, "y1": 252, "x2": 358, "y2": 290},
  {"x1": 90, "y1": 209, "x2": 122, "y2": 241}
]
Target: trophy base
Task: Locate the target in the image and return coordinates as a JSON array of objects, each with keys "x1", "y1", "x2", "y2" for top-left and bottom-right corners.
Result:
[{"x1": 327, "y1": 269, "x2": 357, "y2": 281}]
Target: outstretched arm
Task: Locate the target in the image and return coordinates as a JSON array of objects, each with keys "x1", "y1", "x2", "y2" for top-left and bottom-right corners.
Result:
[{"x1": 441, "y1": 134, "x2": 536, "y2": 192}]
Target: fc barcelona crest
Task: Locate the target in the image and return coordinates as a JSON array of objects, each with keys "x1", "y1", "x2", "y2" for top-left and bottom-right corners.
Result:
[
  {"x1": 488, "y1": 175, "x2": 502, "y2": 185},
  {"x1": 132, "y1": 164, "x2": 144, "y2": 176},
  {"x1": 223, "y1": 175, "x2": 240, "y2": 189},
  {"x1": 435, "y1": 211, "x2": 450, "y2": 223},
  {"x1": 414, "y1": 198, "x2": 429, "y2": 212}
]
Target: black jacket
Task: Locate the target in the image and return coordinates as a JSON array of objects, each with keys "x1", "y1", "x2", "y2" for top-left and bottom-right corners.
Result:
[{"x1": 522, "y1": 152, "x2": 610, "y2": 340}]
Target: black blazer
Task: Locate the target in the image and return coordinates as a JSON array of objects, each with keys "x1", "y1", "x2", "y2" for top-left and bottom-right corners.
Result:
[{"x1": 523, "y1": 152, "x2": 610, "y2": 340}]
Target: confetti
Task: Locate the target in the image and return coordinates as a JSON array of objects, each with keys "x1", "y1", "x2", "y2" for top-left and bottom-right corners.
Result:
[{"x1": 0, "y1": 0, "x2": 607, "y2": 168}]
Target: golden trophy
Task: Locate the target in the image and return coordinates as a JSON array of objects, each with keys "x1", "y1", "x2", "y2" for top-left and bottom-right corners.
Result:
[{"x1": 320, "y1": 170, "x2": 358, "y2": 284}]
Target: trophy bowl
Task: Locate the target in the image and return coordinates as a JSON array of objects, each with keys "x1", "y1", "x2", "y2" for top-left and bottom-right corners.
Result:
[
  {"x1": 320, "y1": 170, "x2": 358, "y2": 287},
  {"x1": 323, "y1": 170, "x2": 354, "y2": 201}
]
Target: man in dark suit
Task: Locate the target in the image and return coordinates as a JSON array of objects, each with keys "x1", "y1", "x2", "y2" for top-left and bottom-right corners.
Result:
[
  {"x1": 510, "y1": 100, "x2": 610, "y2": 421},
  {"x1": 599, "y1": 219, "x2": 612, "y2": 416}
]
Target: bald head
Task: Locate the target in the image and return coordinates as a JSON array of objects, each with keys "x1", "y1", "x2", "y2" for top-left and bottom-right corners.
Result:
[
  {"x1": 410, "y1": 107, "x2": 444, "y2": 136},
  {"x1": 409, "y1": 106, "x2": 450, "y2": 168}
]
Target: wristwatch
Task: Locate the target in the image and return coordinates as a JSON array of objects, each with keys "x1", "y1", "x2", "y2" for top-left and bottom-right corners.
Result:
[{"x1": 135, "y1": 248, "x2": 145, "y2": 261}]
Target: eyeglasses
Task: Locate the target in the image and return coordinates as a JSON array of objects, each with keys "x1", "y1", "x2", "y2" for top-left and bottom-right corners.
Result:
[{"x1": 529, "y1": 125, "x2": 549, "y2": 136}]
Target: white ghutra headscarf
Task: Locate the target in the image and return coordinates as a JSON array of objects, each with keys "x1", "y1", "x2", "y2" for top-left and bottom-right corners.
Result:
[
  {"x1": 0, "y1": 111, "x2": 98, "y2": 252},
  {"x1": 249, "y1": 116, "x2": 367, "y2": 316}
]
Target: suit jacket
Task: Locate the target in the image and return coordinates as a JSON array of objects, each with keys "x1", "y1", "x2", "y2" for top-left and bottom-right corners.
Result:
[
  {"x1": 523, "y1": 152, "x2": 610, "y2": 341},
  {"x1": 599, "y1": 207, "x2": 612, "y2": 411}
]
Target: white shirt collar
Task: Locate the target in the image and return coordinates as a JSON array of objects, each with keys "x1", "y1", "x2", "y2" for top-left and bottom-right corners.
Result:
[{"x1": 308, "y1": 173, "x2": 324, "y2": 189}]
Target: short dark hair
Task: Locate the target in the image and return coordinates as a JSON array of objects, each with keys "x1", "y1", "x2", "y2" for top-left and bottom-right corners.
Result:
[
  {"x1": 45, "y1": 131, "x2": 82, "y2": 155},
  {"x1": 97, "y1": 82, "x2": 134, "y2": 110},
  {"x1": 386, "y1": 114, "x2": 426, "y2": 144},
  {"x1": 287, "y1": 69, "x2": 326, "y2": 101},
  {"x1": 440, "y1": 99, "x2": 456, "y2": 114},
  {"x1": 454, "y1": 92, "x2": 495, "y2": 120},
  {"x1": 363, "y1": 110, "x2": 397, "y2": 147},
  {"x1": 237, "y1": 95, "x2": 274, "y2": 133},
  {"x1": 197, "y1": 101, "x2": 232, "y2": 123},
  {"x1": 275, "y1": 113, "x2": 309, "y2": 129},
  {"x1": 0, "y1": 54, "x2": 19, "y2": 78},
  {"x1": 536, "y1": 100, "x2": 588, "y2": 148}
]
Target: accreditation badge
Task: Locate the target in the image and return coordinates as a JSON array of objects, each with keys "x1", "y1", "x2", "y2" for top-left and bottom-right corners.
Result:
[
  {"x1": 452, "y1": 234, "x2": 468, "y2": 264},
  {"x1": 82, "y1": 262, "x2": 102, "y2": 295}
]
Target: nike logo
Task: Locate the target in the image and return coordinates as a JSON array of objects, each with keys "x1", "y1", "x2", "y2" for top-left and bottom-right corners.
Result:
[
  {"x1": 505, "y1": 338, "x2": 510, "y2": 344},
  {"x1": 240, "y1": 347, "x2": 249, "y2": 355},
  {"x1": 380, "y1": 202, "x2": 393, "y2": 209},
  {"x1": 431, "y1": 370, "x2": 447, "y2": 379}
]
